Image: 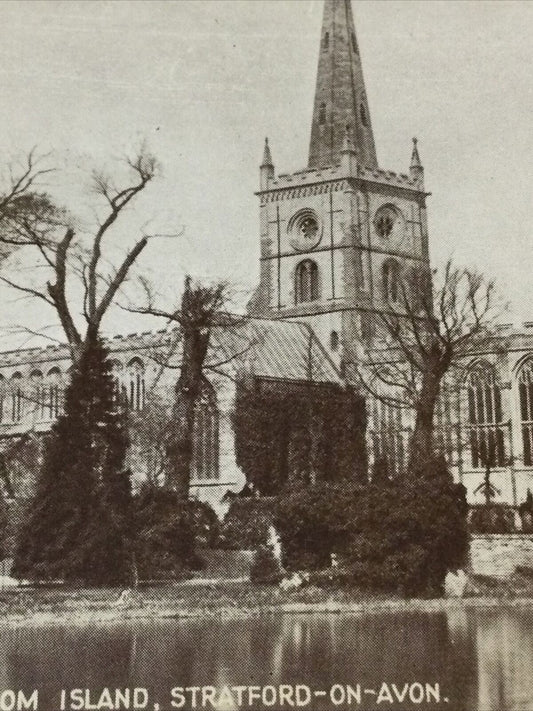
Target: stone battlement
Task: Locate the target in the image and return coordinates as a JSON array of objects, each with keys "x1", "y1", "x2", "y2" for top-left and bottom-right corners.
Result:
[{"x1": 262, "y1": 163, "x2": 422, "y2": 193}]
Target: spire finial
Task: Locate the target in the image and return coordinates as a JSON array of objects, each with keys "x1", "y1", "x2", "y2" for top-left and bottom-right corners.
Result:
[
  {"x1": 410, "y1": 136, "x2": 424, "y2": 186},
  {"x1": 261, "y1": 137, "x2": 273, "y2": 168},
  {"x1": 411, "y1": 137, "x2": 422, "y2": 168}
]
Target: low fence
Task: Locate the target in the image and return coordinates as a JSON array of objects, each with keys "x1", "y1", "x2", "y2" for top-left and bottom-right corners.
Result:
[{"x1": 468, "y1": 504, "x2": 532, "y2": 534}]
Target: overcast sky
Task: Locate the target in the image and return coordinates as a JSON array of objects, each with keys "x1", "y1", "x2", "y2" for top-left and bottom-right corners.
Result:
[{"x1": 0, "y1": 0, "x2": 532, "y2": 347}]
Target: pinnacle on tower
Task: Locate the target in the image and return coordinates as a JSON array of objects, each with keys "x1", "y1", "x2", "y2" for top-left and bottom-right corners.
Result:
[
  {"x1": 410, "y1": 137, "x2": 424, "y2": 184},
  {"x1": 260, "y1": 137, "x2": 275, "y2": 190},
  {"x1": 261, "y1": 137, "x2": 274, "y2": 168},
  {"x1": 308, "y1": 0, "x2": 378, "y2": 170},
  {"x1": 410, "y1": 137, "x2": 422, "y2": 168}
]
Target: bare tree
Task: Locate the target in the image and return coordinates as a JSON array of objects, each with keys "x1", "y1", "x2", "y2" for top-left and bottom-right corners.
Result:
[
  {"x1": 0, "y1": 148, "x2": 166, "y2": 360},
  {"x1": 125, "y1": 276, "x2": 250, "y2": 498},
  {"x1": 357, "y1": 260, "x2": 503, "y2": 472},
  {"x1": 0, "y1": 149, "x2": 61, "y2": 260}
]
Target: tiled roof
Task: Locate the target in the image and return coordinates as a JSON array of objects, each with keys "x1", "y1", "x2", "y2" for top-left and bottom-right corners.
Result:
[
  {"x1": 201, "y1": 318, "x2": 341, "y2": 384},
  {"x1": 245, "y1": 319, "x2": 341, "y2": 383}
]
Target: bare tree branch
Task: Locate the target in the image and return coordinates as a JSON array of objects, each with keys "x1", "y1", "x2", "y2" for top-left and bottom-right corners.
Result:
[{"x1": 357, "y1": 257, "x2": 504, "y2": 472}]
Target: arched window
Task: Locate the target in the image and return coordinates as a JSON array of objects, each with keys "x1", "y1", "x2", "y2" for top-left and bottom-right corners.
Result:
[
  {"x1": 30, "y1": 370, "x2": 45, "y2": 420},
  {"x1": 46, "y1": 367, "x2": 62, "y2": 419},
  {"x1": 11, "y1": 372, "x2": 23, "y2": 422},
  {"x1": 466, "y1": 364, "x2": 505, "y2": 468},
  {"x1": 518, "y1": 360, "x2": 533, "y2": 465},
  {"x1": 382, "y1": 260, "x2": 401, "y2": 303},
  {"x1": 319, "y1": 102, "x2": 326, "y2": 125},
  {"x1": 295, "y1": 260, "x2": 319, "y2": 304},
  {"x1": 323, "y1": 32, "x2": 329, "y2": 50},
  {"x1": 127, "y1": 358, "x2": 145, "y2": 411},
  {"x1": 330, "y1": 330, "x2": 339, "y2": 351},
  {"x1": 191, "y1": 381, "x2": 219, "y2": 481},
  {"x1": 351, "y1": 31, "x2": 358, "y2": 54}
]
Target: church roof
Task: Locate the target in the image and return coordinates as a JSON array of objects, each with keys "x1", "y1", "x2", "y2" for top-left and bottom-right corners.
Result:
[
  {"x1": 0, "y1": 318, "x2": 342, "y2": 385},
  {"x1": 308, "y1": 0, "x2": 378, "y2": 169},
  {"x1": 213, "y1": 319, "x2": 342, "y2": 384}
]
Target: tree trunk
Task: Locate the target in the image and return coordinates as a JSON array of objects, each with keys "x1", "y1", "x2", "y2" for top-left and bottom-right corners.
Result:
[
  {"x1": 165, "y1": 324, "x2": 210, "y2": 499},
  {"x1": 166, "y1": 387, "x2": 197, "y2": 499},
  {"x1": 408, "y1": 365, "x2": 443, "y2": 473}
]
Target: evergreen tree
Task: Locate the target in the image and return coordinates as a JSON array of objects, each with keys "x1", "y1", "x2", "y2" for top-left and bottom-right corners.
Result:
[{"x1": 13, "y1": 338, "x2": 132, "y2": 585}]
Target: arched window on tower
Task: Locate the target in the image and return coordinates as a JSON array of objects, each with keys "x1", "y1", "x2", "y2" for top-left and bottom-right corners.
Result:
[
  {"x1": 30, "y1": 369, "x2": 45, "y2": 420},
  {"x1": 295, "y1": 260, "x2": 319, "y2": 304},
  {"x1": 518, "y1": 360, "x2": 533, "y2": 466},
  {"x1": 466, "y1": 363, "x2": 505, "y2": 469},
  {"x1": 323, "y1": 32, "x2": 329, "y2": 50},
  {"x1": 46, "y1": 367, "x2": 62, "y2": 419},
  {"x1": 319, "y1": 102, "x2": 327, "y2": 125},
  {"x1": 351, "y1": 31, "x2": 358, "y2": 54},
  {"x1": 191, "y1": 381, "x2": 219, "y2": 481},
  {"x1": 382, "y1": 259, "x2": 401, "y2": 303},
  {"x1": 127, "y1": 358, "x2": 145, "y2": 411},
  {"x1": 11, "y1": 372, "x2": 23, "y2": 422}
]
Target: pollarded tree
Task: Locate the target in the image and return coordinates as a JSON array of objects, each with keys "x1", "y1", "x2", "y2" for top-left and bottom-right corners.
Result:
[
  {"x1": 125, "y1": 276, "x2": 249, "y2": 499},
  {"x1": 13, "y1": 337, "x2": 132, "y2": 584},
  {"x1": 357, "y1": 260, "x2": 503, "y2": 473}
]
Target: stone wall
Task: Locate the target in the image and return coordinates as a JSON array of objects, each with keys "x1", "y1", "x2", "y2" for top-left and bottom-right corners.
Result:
[{"x1": 470, "y1": 534, "x2": 533, "y2": 578}]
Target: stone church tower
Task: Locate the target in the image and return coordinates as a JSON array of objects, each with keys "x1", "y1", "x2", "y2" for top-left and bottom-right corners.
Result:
[{"x1": 249, "y1": 0, "x2": 430, "y2": 375}]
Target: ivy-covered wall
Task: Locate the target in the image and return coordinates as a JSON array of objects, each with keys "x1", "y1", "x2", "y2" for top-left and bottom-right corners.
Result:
[{"x1": 233, "y1": 377, "x2": 367, "y2": 495}]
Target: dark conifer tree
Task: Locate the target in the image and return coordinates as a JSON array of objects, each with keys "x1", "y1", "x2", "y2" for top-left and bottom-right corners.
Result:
[{"x1": 13, "y1": 338, "x2": 132, "y2": 585}]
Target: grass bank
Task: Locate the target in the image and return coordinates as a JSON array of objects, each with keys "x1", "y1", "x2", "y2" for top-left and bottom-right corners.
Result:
[{"x1": 0, "y1": 572, "x2": 532, "y2": 626}]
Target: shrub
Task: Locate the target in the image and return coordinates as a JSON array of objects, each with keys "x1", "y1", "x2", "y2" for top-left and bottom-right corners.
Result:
[
  {"x1": 519, "y1": 489, "x2": 533, "y2": 532},
  {"x1": 350, "y1": 458, "x2": 469, "y2": 596},
  {"x1": 250, "y1": 544, "x2": 283, "y2": 584},
  {"x1": 469, "y1": 505, "x2": 515, "y2": 533},
  {"x1": 274, "y1": 482, "x2": 364, "y2": 570},
  {"x1": 370, "y1": 457, "x2": 391, "y2": 486},
  {"x1": 189, "y1": 499, "x2": 220, "y2": 546},
  {"x1": 219, "y1": 497, "x2": 274, "y2": 549},
  {"x1": 133, "y1": 486, "x2": 205, "y2": 580},
  {"x1": 274, "y1": 457, "x2": 469, "y2": 597}
]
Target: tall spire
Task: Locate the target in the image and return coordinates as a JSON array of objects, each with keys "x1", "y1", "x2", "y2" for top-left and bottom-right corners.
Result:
[{"x1": 308, "y1": 0, "x2": 378, "y2": 170}]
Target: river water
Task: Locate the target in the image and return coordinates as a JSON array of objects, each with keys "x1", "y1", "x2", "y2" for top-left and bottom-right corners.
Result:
[{"x1": 0, "y1": 608, "x2": 532, "y2": 711}]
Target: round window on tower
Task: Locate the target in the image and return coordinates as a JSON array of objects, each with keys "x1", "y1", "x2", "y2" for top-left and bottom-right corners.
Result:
[
  {"x1": 288, "y1": 209, "x2": 323, "y2": 251},
  {"x1": 374, "y1": 204, "x2": 404, "y2": 240}
]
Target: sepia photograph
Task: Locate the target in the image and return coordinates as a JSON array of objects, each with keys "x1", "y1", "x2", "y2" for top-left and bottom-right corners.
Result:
[{"x1": 0, "y1": 0, "x2": 532, "y2": 709}]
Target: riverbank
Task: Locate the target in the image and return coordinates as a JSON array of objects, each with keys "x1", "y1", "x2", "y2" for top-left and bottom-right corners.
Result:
[{"x1": 0, "y1": 572, "x2": 533, "y2": 626}]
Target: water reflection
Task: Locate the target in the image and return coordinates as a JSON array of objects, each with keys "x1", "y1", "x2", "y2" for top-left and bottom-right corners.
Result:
[{"x1": 0, "y1": 608, "x2": 530, "y2": 710}]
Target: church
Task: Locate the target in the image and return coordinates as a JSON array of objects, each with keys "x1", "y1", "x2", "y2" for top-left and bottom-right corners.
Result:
[{"x1": 0, "y1": 0, "x2": 532, "y2": 512}]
